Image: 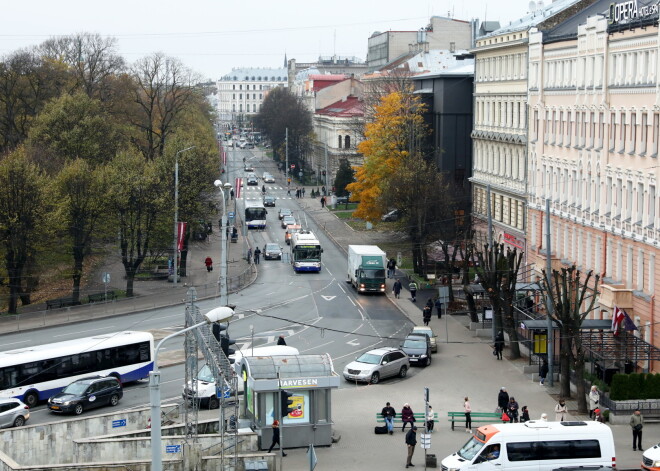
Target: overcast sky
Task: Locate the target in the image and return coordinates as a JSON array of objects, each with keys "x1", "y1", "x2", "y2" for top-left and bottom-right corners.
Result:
[{"x1": 2, "y1": 0, "x2": 538, "y2": 81}]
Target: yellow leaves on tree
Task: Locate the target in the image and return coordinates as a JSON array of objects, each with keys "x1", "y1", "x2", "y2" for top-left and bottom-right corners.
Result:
[{"x1": 347, "y1": 91, "x2": 426, "y2": 221}]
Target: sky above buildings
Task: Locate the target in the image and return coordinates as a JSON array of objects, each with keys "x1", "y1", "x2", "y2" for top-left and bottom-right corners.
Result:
[{"x1": 2, "y1": 0, "x2": 540, "y2": 80}]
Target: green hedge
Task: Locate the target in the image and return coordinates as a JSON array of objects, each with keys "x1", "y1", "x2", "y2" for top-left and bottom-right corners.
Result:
[{"x1": 610, "y1": 373, "x2": 660, "y2": 400}]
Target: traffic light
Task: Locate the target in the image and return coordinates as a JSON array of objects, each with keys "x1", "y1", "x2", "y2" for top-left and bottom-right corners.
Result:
[
  {"x1": 212, "y1": 323, "x2": 236, "y2": 357},
  {"x1": 280, "y1": 390, "x2": 294, "y2": 417}
]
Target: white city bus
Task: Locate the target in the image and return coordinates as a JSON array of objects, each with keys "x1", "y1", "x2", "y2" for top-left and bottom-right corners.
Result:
[
  {"x1": 0, "y1": 331, "x2": 154, "y2": 407},
  {"x1": 290, "y1": 231, "x2": 322, "y2": 272},
  {"x1": 245, "y1": 200, "x2": 267, "y2": 229}
]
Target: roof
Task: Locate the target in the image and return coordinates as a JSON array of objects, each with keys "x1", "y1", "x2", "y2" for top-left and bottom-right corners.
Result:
[
  {"x1": 316, "y1": 96, "x2": 364, "y2": 118},
  {"x1": 308, "y1": 74, "x2": 349, "y2": 92},
  {"x1": 376, "y1": 49, "x2": 473, "y2": 76},
  {"x1": 221, "y1": 67, "x2": 287, "y2": 81},
  {"x1": 544, "y1": 0, "x2": 610, "y2": 42},
  {"x1": 481, "y1": 0, "x2": 584, "y2": 38},
  {"x1": 243, "y1": 354, "x2": 335, "y2": 379}
]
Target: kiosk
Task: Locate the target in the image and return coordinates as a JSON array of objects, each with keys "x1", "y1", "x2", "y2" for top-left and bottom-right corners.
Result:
[{"x1": 239, "y1": 354, "x2": 339, "y2": 449}]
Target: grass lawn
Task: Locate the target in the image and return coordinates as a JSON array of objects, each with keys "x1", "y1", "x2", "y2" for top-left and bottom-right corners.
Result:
[
  {"x1": 335, "y1": 211, "x2": 355, "y2": 219},
  {"x1": 329, "y1": 203, "x2": 359, "y2": 211}
]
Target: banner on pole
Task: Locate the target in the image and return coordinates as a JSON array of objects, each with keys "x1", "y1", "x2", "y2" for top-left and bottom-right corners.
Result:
[{"x1": 177, "y1": 222, "x2": 187, "y2": 252}]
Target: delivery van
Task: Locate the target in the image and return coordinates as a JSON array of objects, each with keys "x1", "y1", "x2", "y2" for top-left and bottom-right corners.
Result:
[
  {"x1": 441, "y1": 421, "x2": 616, "y2": 470},
  {"x1": 642, "y1": 442, "x2": 660, "y2": 470}
]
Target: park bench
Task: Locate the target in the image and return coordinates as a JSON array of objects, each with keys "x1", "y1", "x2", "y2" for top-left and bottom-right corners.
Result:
[
  {"x1": 447, "y1": 411, "x2": 502, "y2": 431},
  {"x1": 87, "y1": 291, "x2": 117, "y2": 304},
  {"x1": 46, "y1": 297, "x2": 81, "y2": 310},
  {"x1": 375, "y1": 411, "x2": 438, "y2": 426}
]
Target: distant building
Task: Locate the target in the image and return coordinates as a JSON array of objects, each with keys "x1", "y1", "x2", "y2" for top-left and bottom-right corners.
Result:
[
  {"x1": 216, "y1": 67, "x2": 287, "y2": 125},
  {"x1": 367, "y1": 16, "x2": 474, "y2": 69},
  {"x1": 287, "y1": 56, "x2": 368, "y2": 89}
]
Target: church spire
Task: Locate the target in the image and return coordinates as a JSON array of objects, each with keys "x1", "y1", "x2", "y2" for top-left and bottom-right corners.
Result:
[{"x1": 284, "y1": 52, "x2": 288, "y2": 68}]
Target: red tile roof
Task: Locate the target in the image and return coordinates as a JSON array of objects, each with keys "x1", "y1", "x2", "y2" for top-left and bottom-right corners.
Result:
[
  {"x1": 308, "y1": 75, "x2": 348, "y2": 91},
  {"x1": 316, "y1": 97, "x2": 363, "y2": 117}
]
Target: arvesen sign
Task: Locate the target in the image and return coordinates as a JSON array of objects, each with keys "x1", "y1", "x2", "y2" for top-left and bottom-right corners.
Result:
[
  {"x1": 279, "y1": 378, "x2": 319, "y2": 388},
  {"x1": 609, "y1": 0, "x2": 660, "y2": 25}
]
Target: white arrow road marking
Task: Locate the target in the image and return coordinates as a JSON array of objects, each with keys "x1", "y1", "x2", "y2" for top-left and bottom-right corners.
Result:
[
  {"x1": 321, "y1": 295, "x2": 336, "y2": 301},
  {"x1": 347, "y1": 339, "x2": 360, "y2": 346}
]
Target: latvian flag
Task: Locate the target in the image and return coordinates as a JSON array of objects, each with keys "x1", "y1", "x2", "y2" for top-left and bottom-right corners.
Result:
[{"x1": 611, "y1": 306, "x2": 627, "y2": 336}]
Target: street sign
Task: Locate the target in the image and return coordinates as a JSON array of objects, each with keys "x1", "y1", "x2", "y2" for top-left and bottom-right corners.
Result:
[
  {"x1": 420, "y1": 433, "x2": 431, "y2": 449},
  {"x1": 308, "y1": 444, "x2": 318, "y2": 470},
  {"x1": 165, "y1": 445, "x2": 181, "y2": 453},
  {"x1": 298, "y1": 171, "x2": 303, "y2": 177},
  {"x1": 102, "y1": 272, "x2": 110, "y2": 284},
  {"x1": 112, "y1": 419, "x2": 126, "y2": 428},
  {"x1": 228, "y1": 211, "x2": 235, "y2": 218},
  {"x1": 290, "y1": 164, "x2": 295, "y2": 169}
]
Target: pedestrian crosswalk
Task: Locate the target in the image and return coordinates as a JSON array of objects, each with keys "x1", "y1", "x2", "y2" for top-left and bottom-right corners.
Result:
[{"x1": 241, "y1": 186, "x2": 309, "y2": 200}]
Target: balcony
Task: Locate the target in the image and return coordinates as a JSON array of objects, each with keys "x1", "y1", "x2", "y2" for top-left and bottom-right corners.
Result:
[{"x1": 599, "y1": 283, "x2": 633, "y2": 309}]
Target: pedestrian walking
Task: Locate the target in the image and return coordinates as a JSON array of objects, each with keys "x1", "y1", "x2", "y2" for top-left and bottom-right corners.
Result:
[
  {"x1": 589, "y1": 385, "x2": 600, "y2": 418},
  {"x1": 539, "y1": 358, "x2": 549, "y2": 385},
  {"x1": 387, "y1": 258, "x2": 397, "y2": 278},
  {"x1": 381, "y1": 402, "x2": 396, "y2": 435},
  {"x1": 302, "y1": 187, "x2": 305, "y2": 197},
  {"x1": 267, "y1": 420, "x2": 286, "y2": 456},
  {"x1": 434, "y1": 297, "x2": 442, "y2": 319},
  {"x1": 401, "y1": 403, "x2": 415, "y2": 432},
  {"x1": 204, "y1": 256, "x2": 213, "y2": 272},
  {"x1": 277, "y1": 335, "x2": 287, "y2": 346},
  {"x1": 405, "y1": 426, "x2": 417, "y2": 468},
  {"x1": 321, "y1": 185, "x2": 326, "y2": 195},
  {"x1": 262, "y1": 184, "x2": 266, "y2": 195},
  {"x1": 287, "y1": 187, "x2": 291, "y2": 196},
  {"x1": 254, "y1": 247, "x2": 261, "y2": 264},
  {"x1": 630, "y1": 409, "x2": 644, "y2": 451},
  {"x1": 554, "y1": 398, "x2": 568, "y2": 422},
  {"x1": 422, "y1": 304, "x2": 432, "y2": 326},
  {"x1": 409, "y1": 281, "x2": 418, "y2": 302},
  {"x1": 320, "y1": 196, "x2": 326, "y2": 208},
  {"x1": 426, "y1": 406, "x2": 435, "y2": 433},
  {"x1": 247, "y1": 248, "x2": 252, "y2": 264},
  {"x1": 497, "y1": 387, "x2": 509, "y2": 413},
  {"x1": 507, "y1": 397, "x2": 520, "y2": 423},
  {"x1": 494, "y1": 330, "x2": 505, "y2": 360},
  {"x1": 593, "y1": 408, "x2": 605, "y2": 423},
  {"x1": 464, "y1": 397, "x2": 472, "y2": 432},
  {"x1": 230, "y1": 189, "x2": 234, "y2": 200},
  {"x1": 393, "y1": 279, "x2": 402, "y2": 299},
  {"x1": 521, "y1": 405, "x2": 530, "y2": 423}
]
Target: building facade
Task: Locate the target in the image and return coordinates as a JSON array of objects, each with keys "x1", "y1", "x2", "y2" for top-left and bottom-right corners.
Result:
[
  {"x1": 216, "y1": 68, "x2": 287, "y2": 124},
  {"x1": 527, "y1": 1, "x2": 660, "y2": 364}
]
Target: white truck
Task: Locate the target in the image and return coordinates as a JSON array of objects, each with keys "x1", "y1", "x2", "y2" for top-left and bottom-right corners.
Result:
[{"x1": 347, "y1": 245, "x2": 387, "y2": 293}]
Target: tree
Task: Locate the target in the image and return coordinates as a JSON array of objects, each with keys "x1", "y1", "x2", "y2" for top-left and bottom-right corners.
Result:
[
  {"x1": 254, "y1": 87, "x2": 312, "y2": 167},
  {"x1": 107, "y1": 151, "x2": 165, "y2": 296},
  {"x1": 28, "y1": 92, "x2": 124, "y2": 169},
  {"x1": 54, "y1": 159, "x2": 108, "y2": 303},
  {"x1": 458, "y1": 239, "x2": 479, "y2": 322},
  {"x1": 474, "y1": 243, "x2": 524, "y2": 359},
  {"x1": 541, "y1": 266, "x2": 600, "y2": 410},
  {"x1": 347, "y1": 91, "x2": 426, "y2": 222},
  {"x1": 129, "y1": 54, "x2": 198, "y2": 161},
  {"x1": 0, "y1": 147, "x2": 50, "y2": 313},
  {"x1": 333, "y1": 159, "x2": 355, "y2": 197}
]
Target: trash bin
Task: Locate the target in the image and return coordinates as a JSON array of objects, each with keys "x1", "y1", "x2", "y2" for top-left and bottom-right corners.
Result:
[{"x1": 426, "y1": 454, "x2": 437, "y2": 468}]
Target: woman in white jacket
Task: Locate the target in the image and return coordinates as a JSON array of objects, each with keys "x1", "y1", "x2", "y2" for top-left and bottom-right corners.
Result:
[{"x1": 588, "y1": 385, "x2": 600, "y2": 419}]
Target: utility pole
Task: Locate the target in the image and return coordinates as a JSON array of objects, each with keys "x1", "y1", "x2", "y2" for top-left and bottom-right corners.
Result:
[
  {"x1": 285, "y1": 128, "x2": 289, "y2": 188},
  {"x1": 486, "y1": 184, "x2": 496, "y2": 339},
  {"x1": 545, "y1": 198, "x2": 555, "y2": 387},
  {"x1": 324, "y1": 142, "x2": 329, "y2": 194}
]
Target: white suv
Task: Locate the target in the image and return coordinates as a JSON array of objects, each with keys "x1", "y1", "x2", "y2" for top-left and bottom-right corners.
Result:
[
  {"x1": 0, "y1": 398, "x2": 29, "y2": 428},
  {"x1": 342, "y1": 347, "x2": 409, "y2": 384}
]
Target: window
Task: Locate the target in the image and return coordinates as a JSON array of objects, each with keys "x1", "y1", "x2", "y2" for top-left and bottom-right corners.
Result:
[
  {"x1": 610, "y1": 112, "x2": 616, "y2": 151},
  {"x1": 338, "y1": 136, "x2": 342, "y2": 149},
  {"x1": 650, "y1": 185, "x2": 656, "y2": 227},
  {"x1": 626, "y1": 180, "x2": 633, "y2": 220},
  {"x1": 239, "y1": 94, "x2": 242, "y2": 99},
  {"x1": 616, "y1": 178, "x2": 623, "y2": 218},
  {"x1": 654, "y1": 112, "x2": 659, "y2": 156},
  {"x1": 631, "y1": 113, "x2": 637, "y2": 153},
  {"x1": 506, "y1": 439, "x2": 601, "y2": 462},
  {"x1": 641, "y1": 113, "x2": 648, "y2": 154},
  {"x1": 637, "y1": 183, "x2": 644, "y2": 224},
  {"x1": 598, "y1": 112, "x2": 604, "y2": 149},
  {"x1": 345, "y1": 135, "x2": 350, "y2": 148},
  {"x1": 619, "y1": 113, "x2": 626, "y2": 152},
  {"x1": 605, "y1": 176, "x2": 612, "y2": 214}
]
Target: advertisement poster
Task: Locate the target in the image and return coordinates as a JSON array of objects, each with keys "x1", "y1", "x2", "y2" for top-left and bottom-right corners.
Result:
[{"x1": 283, "y1": 391, "x2": 310, "y2": 425}]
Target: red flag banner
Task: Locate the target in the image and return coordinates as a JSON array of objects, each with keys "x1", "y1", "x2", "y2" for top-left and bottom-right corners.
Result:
[
  {"x1": 235, "y1": 178, "x2": 242, "y2": 199},
  {"x1": 612, "y1": 306, "x2": 626, "y2": 336},
  {"x1": 177, "y1": 222, "x2": 187, "y2": 252}
]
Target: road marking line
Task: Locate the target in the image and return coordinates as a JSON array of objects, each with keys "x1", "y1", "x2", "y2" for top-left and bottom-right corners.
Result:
[
  {"x1": 347, "y1": 339, "x2": 360, "y2": 346},
  {"x1": 54, "y1": 327, "x2": 115, "y2": 338},
  {"x1": 347, "y1": 296, "x2": 356, "y2": 306}
]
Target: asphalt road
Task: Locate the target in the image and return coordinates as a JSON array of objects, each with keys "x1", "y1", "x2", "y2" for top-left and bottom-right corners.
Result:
[{"x1": 4, "y1": 145, "x2": 416, "y2": 426}]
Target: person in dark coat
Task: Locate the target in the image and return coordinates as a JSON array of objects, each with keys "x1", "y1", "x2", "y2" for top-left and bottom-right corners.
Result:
[
  {"x1": 387, "y1": 258, "x2": 397, "y2": 278},
  {"x1": 423, "y1": 304, "x2": 432, "y2": 326},
  {"x1": 401, "y1": 403, "x2": 415, "y2": 432},
  {"x1": 434, "y1": 297, "x2": 442, "y2": 319},
  {"x1": 393, "y1": 279, "x2": 402, "y2": 299},
  {"x1": 494, "y1": 330, "x2": 505, "y2": 360},
  {"x1": 277, "y1": 335, "x2": 287, "y2": 346},
  {"x1": 204, "y1": 256, "x2": 213, "y2": 272},
  {"x1": 381, "y1": 402, "x2": 396, "y2": 435},
  {"x1": 507, "y1": 397, "x2": 520, "y2": 423},
  {"x1": 539, "y1": 359, "x2": 549, "y2": 385},
  {"x1": 405, "y1": 425, "x2": 417, "y2": 468},
  {"x1": 267, "y1": 420, "x2": 286, "y2": 456},
  {"x1": 254, "y1": 247, "x2": 261, "y2": 264},
  {"x1": 497, "y1": 387, "x2": 509, "y2": 412}
]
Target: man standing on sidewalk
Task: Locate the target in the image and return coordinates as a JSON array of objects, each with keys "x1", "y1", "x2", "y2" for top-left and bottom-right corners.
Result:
[
  {"x1": 405, "y1": 425, "x2": 417, "y2": 468},
  {"x1": 254, "y1": 247, "x2": 261, "y2": 264},
  {"x1": 630, "y1": 409, "x2": 644, "y2": 451}
]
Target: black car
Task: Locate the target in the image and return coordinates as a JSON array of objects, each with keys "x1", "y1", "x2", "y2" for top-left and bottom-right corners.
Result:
[
  {"x1": 263, "y1": 195, "x2": 276, "y2": 207},
  {"x1": 48, "y1": 376, "x2": 123, "y2": 415},
  {"x1": 400, "y1": 335, "x2": 432, "y2": 367}
]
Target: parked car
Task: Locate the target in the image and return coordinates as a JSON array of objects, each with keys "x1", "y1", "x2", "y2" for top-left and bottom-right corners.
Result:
[
  {"x1": 335, "y1": 195, "x2": 354, "y2": 204},
  {"x1": 0, "y1": 398, "x2": 29, "y2": 428},
  {"x1": 409, "y1": 326, "x2": 438, "y2": 353},
  {"x1": 342, "y1": 347, "x2": 409, "y2": 384},
  {"x1": 281, "y1": 215, "x2": 296, "y2": 229},
  {"x1": 264, "y1": 243, "x2": 283, "y2": 260},
  {"x1": 381, "y1": 209, "x2": 401, "y2": 222},
  {"x1": 48, "y1": 376, "x2": 123, "y2": 415},
  {"x1": 278, "y1": 208, "x2": 292, "y2": 220},
  {"x1": 263, "y1": 195, "x2": 276, "y2": 207},
  {"x1": 400, "y1": 335, "x2": 432, "y2": 366}
]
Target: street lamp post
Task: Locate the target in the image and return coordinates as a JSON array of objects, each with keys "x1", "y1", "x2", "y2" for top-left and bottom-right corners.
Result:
[
  {"x1": 149, "y1": 305, "x2": 234, "y2": 471},
  {"x1": 214, "y1": 180, "x2": 232, "y2": 307},
  {"x1": 173, "y1": 146, "x2": 196, "y2": 287}
]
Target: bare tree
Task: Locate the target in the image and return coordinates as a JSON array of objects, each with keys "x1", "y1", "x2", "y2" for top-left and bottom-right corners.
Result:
[
  {"x1": 130, "y1": 54, "x2": 197, "y2": 161},
  {"x1": 541, "y1": 266, "x2": 600, "y2": 410}
]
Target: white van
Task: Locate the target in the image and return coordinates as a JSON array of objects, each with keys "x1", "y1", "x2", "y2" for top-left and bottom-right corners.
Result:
[
  {"x1": 441, "y1": 421, "x2": 616, "y2": 470},
  {"x1": 642, "y1": 442, "x2": 660, "y2": 470}
]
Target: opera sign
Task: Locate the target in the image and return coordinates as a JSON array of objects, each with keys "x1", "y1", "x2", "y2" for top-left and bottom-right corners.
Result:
[{"x1": 609, "y1": 0, "x2": 660, "y2": 25}]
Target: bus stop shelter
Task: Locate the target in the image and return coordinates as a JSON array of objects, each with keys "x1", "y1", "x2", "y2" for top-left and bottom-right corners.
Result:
[{"x1": 239, "y1": 354, "x2": 339, "y2": 449}]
